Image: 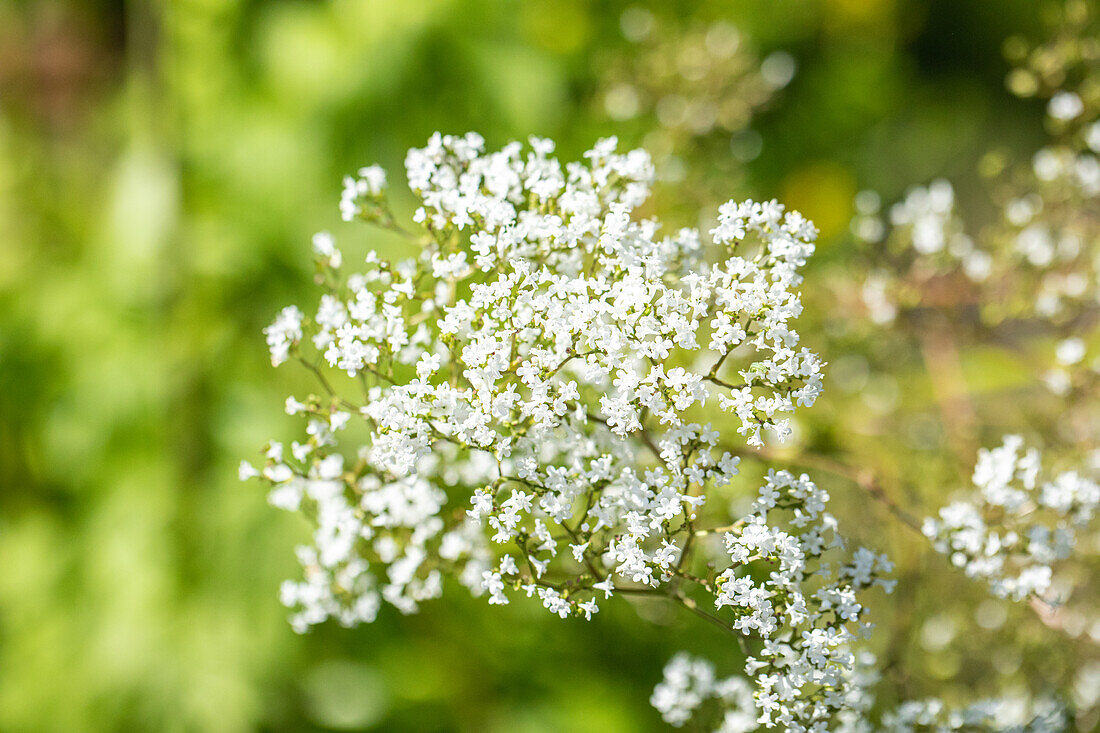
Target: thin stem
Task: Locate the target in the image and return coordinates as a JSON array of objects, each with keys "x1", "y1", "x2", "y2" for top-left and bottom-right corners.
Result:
[
  {"x1": 694, "y1": 517, "x2": 749, "y2": 537},
  {"x1": 672, "y1": 568, "x2": 714, "y2": 594},
  {"x1": 671, "y1": 592, "x2": 749, "y2": 654},
  {"x1": 586, "y1": 411, "x2": 662, "y2": 459},
  {"x1": 729, "y1": 444, "x2": 923, "y2": 532},
  {"x1": 704, "y1": 375, "x2": 749, "y2": 391},
  {"x1": 299, "y1": 357, "x2": 336, "y2": 397},
  {"x1": 916, "y1": 316, "x2": 979, "y2": 478}
]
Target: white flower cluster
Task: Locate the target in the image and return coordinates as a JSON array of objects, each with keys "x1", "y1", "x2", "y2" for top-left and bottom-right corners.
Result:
[
  {"x1": 827, "y1": 655, "x2": 1067, "y2": 733},
  {"x1": 886, "y1": 180, "x2": 960, "y2": 257},
  {"x1": 648, "y1": 471, "x2": 893, "y2": 731},
  {"x1": 923, "y1": 436, "x2": 1100, "y2": 601},
  {"x1": 655, "y1": 653, "x2": 1068, "y2": 733},
  {"x1": 339, "y1": 164, "x2": 387, "y2": 222},
  {"x1": 472, "y1": 420, "x2": 749, "y2": 617},
  {"x1": 1042, "y1": 335, "x2": 1100, "y2": 397},
  {"x1": 239, "y1": 433, "x2": 489, "y2": 633},
  {"x1": 248, "y1": 132, "x2": 828, "y2": 636},
  {"x1": 716, "y1": 471, "x2": 893, "y2": 730},
  {"x1": 651, "y1": 653, "x2": 756, "y2": 732}
]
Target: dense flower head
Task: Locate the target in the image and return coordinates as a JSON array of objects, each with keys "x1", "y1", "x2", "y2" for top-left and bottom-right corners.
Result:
[
  {"x1": 239, "y1": 118, "x2": 1100, "y2": 729},
  {"x1": 249, "y1": 131, "x2": 829, "y2": 622},
  {"x1": 851, "y1": 129, "x2": 1100, "y2": 326}
]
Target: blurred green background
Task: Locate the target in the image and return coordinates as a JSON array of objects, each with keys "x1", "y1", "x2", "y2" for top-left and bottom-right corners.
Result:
[{"x1": 0, "y1": 0, "x2": 1062, "y2": 731}]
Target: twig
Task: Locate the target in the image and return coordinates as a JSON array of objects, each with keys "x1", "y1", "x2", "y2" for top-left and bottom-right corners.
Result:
[{"x1": 728, "y1": 445, "x2": 924, "y2": 533}]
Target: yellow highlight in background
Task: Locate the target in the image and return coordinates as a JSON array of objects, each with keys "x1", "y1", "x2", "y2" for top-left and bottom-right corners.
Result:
[{"x1": 780, "y1": 160, "x2": 856, "y2": 242}]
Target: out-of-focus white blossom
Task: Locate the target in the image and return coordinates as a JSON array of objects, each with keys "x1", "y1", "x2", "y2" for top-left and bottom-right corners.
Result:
[
  {"x1": 924, "y1": 436, "x2": 1099, "y2": 601},
  {"x1": 651, "y1": 653, "x2": 755, "y2": 731},
  {"x1": 1048, "y1": 91, "x2": 1084, "y2": 121}
]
